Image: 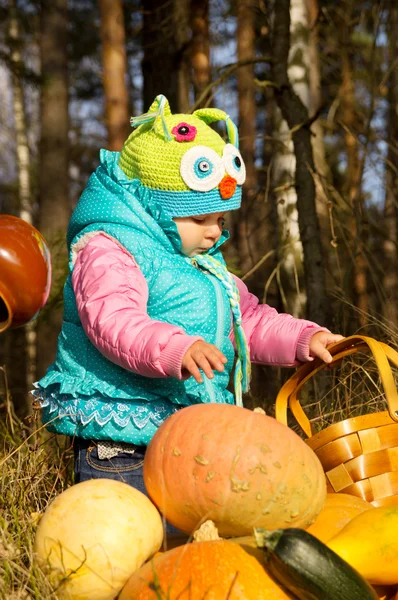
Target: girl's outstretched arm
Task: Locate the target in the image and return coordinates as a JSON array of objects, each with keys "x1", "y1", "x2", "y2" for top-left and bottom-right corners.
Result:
[
  {"x1": 72, "y1": 233, "x2": 202, "y2": 379},
  {"x1": 231, "y1": 275, "x2": 335, "y2": 367}
]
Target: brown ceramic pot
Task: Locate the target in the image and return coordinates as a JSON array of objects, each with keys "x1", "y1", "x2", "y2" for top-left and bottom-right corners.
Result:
[{"x1": 0, "y1": 215, "x2": 51, "y2": 333}]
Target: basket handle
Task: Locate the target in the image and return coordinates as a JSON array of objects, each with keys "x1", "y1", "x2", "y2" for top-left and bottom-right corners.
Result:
[{"x1": 275, "y1": 335, "x2": 398, "y2": 437}]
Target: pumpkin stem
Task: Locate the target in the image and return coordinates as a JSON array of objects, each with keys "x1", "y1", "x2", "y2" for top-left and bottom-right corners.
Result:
[
  {"x1": 193, "y1": 520, "x2": 221, "y2": 542},
  {"x1": 253, "y1": 407, "x2": 266, "y2": 414},
  {"x1": 254, "y1": 528, "x2": 283, "y2": 551}
]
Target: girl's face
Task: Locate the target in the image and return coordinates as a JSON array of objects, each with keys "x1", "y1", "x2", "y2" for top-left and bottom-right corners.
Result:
[{"x1": 173, "y1": 211, "x2": 226, "y2": 257}]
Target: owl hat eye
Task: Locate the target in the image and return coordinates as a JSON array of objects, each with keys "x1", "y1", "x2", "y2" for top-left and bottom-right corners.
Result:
[
  {"x1": 223, "y1": 144, "x2": 246, "y2": 185},
  {"x1": 180, "y1": 146, "x2": 225, "y2": 192}
]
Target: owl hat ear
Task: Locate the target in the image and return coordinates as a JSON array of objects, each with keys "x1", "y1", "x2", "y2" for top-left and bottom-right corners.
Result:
[
  {"x1": 130, "y1": 94, "x2": 173, "y2": 141},
  {"x1": 193, "y1": 108, "x2": 239, "y2": 149},
  {"x1": 129, "y1": 96, "x2": 240, "y2": 149}
]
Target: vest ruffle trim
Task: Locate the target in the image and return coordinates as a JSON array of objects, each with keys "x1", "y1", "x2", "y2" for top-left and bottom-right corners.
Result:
[
  {"x1": 32, "y1": 386, "x2": 179, "y2": 430},
  {"x1": 36, "y1": 370, "x2": 190, "y2": 404},
  {"x1": 37, "y1": 369, "x2": 233, "y2": 406}
]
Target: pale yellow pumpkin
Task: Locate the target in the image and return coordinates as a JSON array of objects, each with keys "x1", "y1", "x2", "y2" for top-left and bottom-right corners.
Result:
[
  {"x1": 327, "y1": 506, "x2": 398, "y2": 585},
  {"x1": 34, "y1": 479, "x2": 163, "y2": 599}
]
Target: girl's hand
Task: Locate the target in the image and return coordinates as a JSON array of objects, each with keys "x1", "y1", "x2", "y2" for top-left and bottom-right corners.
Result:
[
  {"x1": 182, "y1": 341, "x2": 228, "y2": 383},
  {"x1": 309, "y1": 332, "x2": 345, "y2": 363}
]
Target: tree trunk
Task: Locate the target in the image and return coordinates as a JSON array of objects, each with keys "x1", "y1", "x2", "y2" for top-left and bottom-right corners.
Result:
[
  {"x1": 233, "y1": 0, "x2": 272, "y2": 303},
  {"x1": 235, "y1": 0, "x2": 257, "y2": 279},
  {"x1": 339, "y1": 0, "x2": 367, "y2": 328},
  {"x1": 190, "y1": 0, "x2": 210, "y2": 106},
  {"x1": 98, "y1": 0, "x2": 130, "y2": 151},
  {"x1": 236, "y1": 0, "x2": 280, "y2": 411},
  {"x1": 383, "y1": 5, "x2": 398, "y2": 327},
  {"x1": 256, "y1": 0, "x2": 280, "y2": 311},
  {"x1": 7, "y1": 0, "x2": 36, "y2": 417},
  {"x1": 271, "y1": 0, "x2": 327, "y2": 325},
  {"x1": 37, "y1": 0, "x2": 70, "y2": 379},
  {"x1": 305, "y1": 0, "x2": 336, "y2": 289},
  {"x1": 142, "y1": 0, "x2": 190, "y2": 112}
]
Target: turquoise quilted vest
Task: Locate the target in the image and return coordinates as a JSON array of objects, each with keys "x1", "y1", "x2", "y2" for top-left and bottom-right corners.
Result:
[{"x1": 37, "y1": 150, "x2": 236, "y2": 444}]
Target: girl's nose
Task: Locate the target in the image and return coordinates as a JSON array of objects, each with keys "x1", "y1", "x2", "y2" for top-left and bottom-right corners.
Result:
[
  {"x1": 219, "y1": 174, "x2": 237, "y2": 199},
  {"x1": 205, "y1": 222, "x2": 222, "y2": 240}
]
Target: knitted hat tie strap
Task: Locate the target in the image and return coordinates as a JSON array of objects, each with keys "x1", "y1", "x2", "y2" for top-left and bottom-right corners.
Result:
[{"x1": 192, "y1": 254, "x2": 251, "y2": 407}]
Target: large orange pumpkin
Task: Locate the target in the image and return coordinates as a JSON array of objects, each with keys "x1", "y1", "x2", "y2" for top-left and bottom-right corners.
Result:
[
  {"x1": 143, "y1": 404, "x2": 326, "y2": 536},
  {"x1": 119, "y1": 540, "x2": 290, "y2": 599}
]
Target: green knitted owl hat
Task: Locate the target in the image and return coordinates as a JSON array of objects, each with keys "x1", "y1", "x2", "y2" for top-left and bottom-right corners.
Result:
[{"x1": 119, "y1": 95, "x2": 246, "y2": 218}]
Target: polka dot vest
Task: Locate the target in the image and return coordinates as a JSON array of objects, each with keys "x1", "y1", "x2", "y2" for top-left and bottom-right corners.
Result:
[{"x1": 36, "y1": 150, "x2": 238, "y2": 445}]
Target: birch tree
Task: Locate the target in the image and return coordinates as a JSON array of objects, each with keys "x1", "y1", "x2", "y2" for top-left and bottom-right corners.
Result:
[
  {"x1": 6, "y1": 0, "x2": 35, "y2": 416},
  {"x1": 271, "y1": 0, "x2": 327, "y2": 324},
  {"x1": 272, "y1": 0, "x2": 312, "y2": 318}
]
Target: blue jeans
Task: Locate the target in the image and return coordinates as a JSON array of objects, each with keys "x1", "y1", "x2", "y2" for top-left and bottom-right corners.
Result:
[{"x1": 73, "y1": 438, "x2": 180, "y2": 535}]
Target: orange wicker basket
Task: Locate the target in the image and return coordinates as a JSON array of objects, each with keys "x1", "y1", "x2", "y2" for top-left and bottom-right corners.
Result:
[{"x1": 275, "y1": 335, "x2": 398, "y2": 507}]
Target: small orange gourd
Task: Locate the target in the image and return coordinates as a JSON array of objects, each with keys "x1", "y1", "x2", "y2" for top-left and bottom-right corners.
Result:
[
  {"x1": 306, "y1": 492, "x2": 373, "y2": 542},
  {"x1": 144, "y1": 404, "x2": 326, "y2": 536},
  {"x1": 120, "y1": 540, "x2": 291, "y2": 599}
]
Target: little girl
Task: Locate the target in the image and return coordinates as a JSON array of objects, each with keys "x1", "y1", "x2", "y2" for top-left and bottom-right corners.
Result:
[{"x1": 34, "y1": 95, "x2": 342, "y2": 493}]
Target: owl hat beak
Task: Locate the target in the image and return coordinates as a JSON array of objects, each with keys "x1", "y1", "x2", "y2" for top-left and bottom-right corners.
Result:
[{"x1": 219, "y1": 174, "x2": 237, "y2": 199}]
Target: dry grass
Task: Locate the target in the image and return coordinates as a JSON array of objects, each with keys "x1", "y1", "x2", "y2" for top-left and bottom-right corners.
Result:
[{"x1": 0, "y1": 413, "x2": 73, "y2": 600}]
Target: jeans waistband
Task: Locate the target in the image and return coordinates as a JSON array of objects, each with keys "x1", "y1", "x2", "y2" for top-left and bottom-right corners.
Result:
[{"x1": 71, "y1": 437, "x2": 146, "y2": 452}]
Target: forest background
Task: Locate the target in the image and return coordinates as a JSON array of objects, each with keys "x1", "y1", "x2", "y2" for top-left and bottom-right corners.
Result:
[{"x1": 1, "y1": 0, "x2": 398, "y2": 426}]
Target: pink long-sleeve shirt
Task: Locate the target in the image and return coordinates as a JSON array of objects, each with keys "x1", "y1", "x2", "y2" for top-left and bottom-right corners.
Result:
[{"x1": 72, "y1": 233, "x2": 328, "y2": 380}]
